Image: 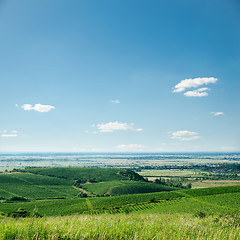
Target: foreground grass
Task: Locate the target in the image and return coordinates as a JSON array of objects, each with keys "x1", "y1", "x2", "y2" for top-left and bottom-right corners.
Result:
[{"x1": 1, "y1": 213, "x2": 239, "y2": 240}]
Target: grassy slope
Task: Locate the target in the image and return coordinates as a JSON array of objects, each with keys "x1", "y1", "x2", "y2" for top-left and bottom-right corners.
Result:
[
  {"x1": 1, "y1": 185, "x2": 240, "y2": 239},
  {"x1": 0, "y1": 191, "x2": 181, "y2": 216},
  {"x1": 1, "y1": 185, "x2": 240, "y2": 217},
  {"x1": 83, "y1": 180, "x2": 177, "y2": 195},
  {"x1": 108, "y1": 181, "x2": 176, "y2": 195},
  {"x1": 15, "y1": 167, "x2": 176, "y2": 196},
  {"x1": 0, "y1": 173, "x2": 79, "y2": 199},
  {"x1": 1, "y1": 213, "x2": 239, "y2": 239},
  {"x1": 18, "y1": 167, "x2": 143, "y2": 182}
]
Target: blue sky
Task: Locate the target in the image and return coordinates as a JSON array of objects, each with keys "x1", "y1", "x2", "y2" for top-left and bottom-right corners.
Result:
[{"x1": 0, "y1": 0, "x2": 239, "y2": 152}]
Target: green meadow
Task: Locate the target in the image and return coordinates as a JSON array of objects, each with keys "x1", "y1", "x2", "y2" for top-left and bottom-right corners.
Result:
[{"x1": 0, "y1": 167, "x2": 240, "y2": 239}]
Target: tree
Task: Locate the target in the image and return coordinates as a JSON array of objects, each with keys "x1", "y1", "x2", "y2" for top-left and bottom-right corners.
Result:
[
  {"x1": 78, "y1": 192, "x2": 87, "y2": 198},
  {"x1": 186, "y1": 183, "x2": 192, "y2": 189}
]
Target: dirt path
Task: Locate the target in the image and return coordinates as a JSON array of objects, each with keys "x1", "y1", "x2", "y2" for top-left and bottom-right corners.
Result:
[{"x1": 72, "y1": 186, "x2": 92, "y2": 195}]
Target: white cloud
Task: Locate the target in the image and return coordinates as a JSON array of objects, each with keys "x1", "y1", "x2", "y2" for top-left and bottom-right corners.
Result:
[
  {"x1": 110, "y1": 99, "x2": 120, "y2": 104},
  {"x1": 1, "y1": 134, "x2": 18, "y2": 137},
  {"x1": 171, "y1": 131, "x2": 200, "y2": 141},
  {"x1": 21, "y1": 104, "x2": 55, "y2": 112},
  {"x1": 117, "y1": 144, "x2": 145, "y2": 150},
  {"x1": 184, "y1": 87, "x2": 209, "y2": 97},
  {"x1": 97, "y1": 121, "x2": 130, "y2": 132},
  {"x1": 12, "y1": 130, "x2": 18, "y2": 133},
  {"x1": 95, "y1": 121, "x2": 142, "y2": 133},
  {"x1": 173, "y1": 77, "x2": 218, "y2": 92},
  {"x1": 211, "y1": 112, "x2": 224, "y2": 116}
]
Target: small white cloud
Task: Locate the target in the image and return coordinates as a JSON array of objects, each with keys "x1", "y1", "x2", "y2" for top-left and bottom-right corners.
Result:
[
  {"x1": 110, "y1": 99, "x2": 120, "y2": 104},
  {"x1": 12, "y1": 130, "x2": 18, "y2": 133},
  {"x1": 117, "y1": 144, "x2": 145, "y2": 150},
  {"x1": 21, "y1": 104, "x2": 33, "y2": 111},
  {"x1": 97, "y1": 121, "x2": 130, "y2": 132},
  {"x1": 1, "y1": 134, "x2": 18, "y2": 137},
  {"x1": 94, "y1": 121, "x2": 142, "y2": 133},
  {"x1": 211, "y1": 112, "x2": 224, "y2": 116},
  {"x1": 173, "y1": 77, "x2": 218, "y2": 93},
  {"x1": 21, "y1": 104, "x2": 55, "y2": 112},
  {"x1": 171, "y1": 130, "x2": 200, "y2": 141},
  {"x1": 2, "y1": 130, "x2": 7, "y2": 133},
  {"x1": 15, "y1": 104, "x2": 19, "y2": 107},
  {"x1": 184, "y1": 88, "x2": 209, "y2": 97}
]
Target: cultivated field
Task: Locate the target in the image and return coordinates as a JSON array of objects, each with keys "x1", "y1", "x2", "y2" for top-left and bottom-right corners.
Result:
[{"x1": 0, "y1": 165, "x2": 240, "y2": 239}]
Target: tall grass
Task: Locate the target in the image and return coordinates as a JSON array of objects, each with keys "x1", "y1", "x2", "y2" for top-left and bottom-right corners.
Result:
[{"x1": 1, "y1": 212, "x2": 239, "y2": 239}]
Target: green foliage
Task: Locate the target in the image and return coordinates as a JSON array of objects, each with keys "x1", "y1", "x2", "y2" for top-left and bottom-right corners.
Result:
[
  {"x1": 0, "y1": 213, "x2": 239, "y2": 239},
  {"x1": 182, "y1": 185, "x2": 240, "y2": 197},
  {"x1": 82, "y1": 180, "x2": 176, "y2": 196},
  {"x1": 8, "y1": 196, "x2": 28, "y2": 202},
  {"x1": 0, "y1": 172, "x2": 79, "y2": 199},
  {"x1": 78, "y1": 192, "x2": 87, "y2": 198},
  {"x1": 108, "y1": 181, "x2": 177, "y2": 196},
  {"x1": 19, "y1": 167, "x2": 145, "y2": 183},
  {"x1": 0, "y1": 191, "x2": 181, "y2": 216},
  {"x1": 195, "y1": 211, "x2": 207, "y2": 218},
  {"x1": 9, "y1": 208, "x2": 29, "y2": 218},
  {"x1": 0, "y1": 198, "x2": 89, "y2": 216}
]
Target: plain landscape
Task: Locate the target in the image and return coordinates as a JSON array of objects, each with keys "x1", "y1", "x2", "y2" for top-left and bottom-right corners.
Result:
[
  {"x1": 0, "y1": 153, "x2": 240, "y2": 239},
  {"x1": 1, "y1": 0, "x2": 239, "y2": 239}
]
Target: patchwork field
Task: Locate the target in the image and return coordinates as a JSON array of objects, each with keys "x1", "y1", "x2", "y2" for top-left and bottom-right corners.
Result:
[
  {"x1": 0, "y1": 166, "x2": 240, "y2": 239},
  {"x1": 0, "y1": 172, "x2": 79, "y2": 199}
]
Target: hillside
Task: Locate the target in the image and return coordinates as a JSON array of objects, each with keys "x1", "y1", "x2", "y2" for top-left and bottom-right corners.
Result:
[
  {"x1": 1, "y1": 185, "x2": 240, "y2": 217},
  {"x1": 1, "y1": 185, "x2": 240, "y2": 239},
  {"x1": 18, "y1": 167, "x2": 145, "y2": 182},
  {"x1": 0, "y1": 172, "x2": 79, "y2": 199},
  {"x1": 0, "y1": 167, "x2": 178, "y2": 201},
  {"x1": 82, "y1": 180, "x2": 176, "y2": 196}
]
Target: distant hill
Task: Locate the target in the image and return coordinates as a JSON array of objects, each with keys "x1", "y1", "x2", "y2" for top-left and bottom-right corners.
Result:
[
  {"x1": 18, "y1": 167, "x2": 145, "y2": 183},
  {"x1": 0, "y1": 167, "x2": 178, "y2": 201}
]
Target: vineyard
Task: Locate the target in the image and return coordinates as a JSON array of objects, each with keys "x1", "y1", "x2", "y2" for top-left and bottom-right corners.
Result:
[
  {"x1": 18, "y1": 167, "x2": 145, "y2": 182},
  {"x1": 1, "y1": 167, "x2": 240, "y2": 239},
  {"x1": 0, "y1": 173, "x2": 79, "y2": 199},
  {"x1": 1, "y1": 185, "x2": 240, "y2": 217},
  {"x1": 83, "y1": 180, "x2": 176, "y2": 196}
]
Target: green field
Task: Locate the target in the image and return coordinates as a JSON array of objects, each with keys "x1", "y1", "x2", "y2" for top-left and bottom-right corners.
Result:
[
  {"x1": 1, "y1": 212, "x2": 239, "y2": 240},
  {"x1": 0, "y1": 168, "x2": 178, "y2": 200},
  {"x1": 1, "y1": 167, "x2": 240, "y2": 239},
  {"x1": 138, "y1": 169, "x2": 206, "y2": 177},
  {"x1": 1, "y1": 188, "x2": 240, "y2": 239},
  {"x1": 1, "y1": 185, "x2": 240, "y2": 217},
  {"x1": 82, "y1": 180, "x2": 176, "y2": 196},
  {"x1": 19, "y1": 167, "x2": 145, "y2": 182},
  {"x1": 0, "y1": 173, "x2": 79, "y2": 199}
]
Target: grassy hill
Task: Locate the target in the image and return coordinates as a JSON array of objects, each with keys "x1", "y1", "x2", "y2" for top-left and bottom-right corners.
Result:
[
  {"x1": 1, "y1": 185, "x2": 240, "y2": 239},
  {"x1": 1, "y1": 166, "x2": 240, "y2": 240},
  {"x1": 82, "y1": 180, "x2": 176, "y2": 196},
  {"x1": 0, "y1": 172, "x2": 79, "y2": 199},
  {"x1": 1, "y1": 172, "x2": 240, "y2": 239},
  {"x1": 18, "y1": 167, "x2": 145, "y2": 182},
  {"x1": 0, "y1": 167, "x2": 178, "y2": 202},
  {"x1": 1, "y1": 185, "x2": 240, "y2": 217},
  {"x1": 1, "y1": 212, "x2": 239, "y2": 240}
]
